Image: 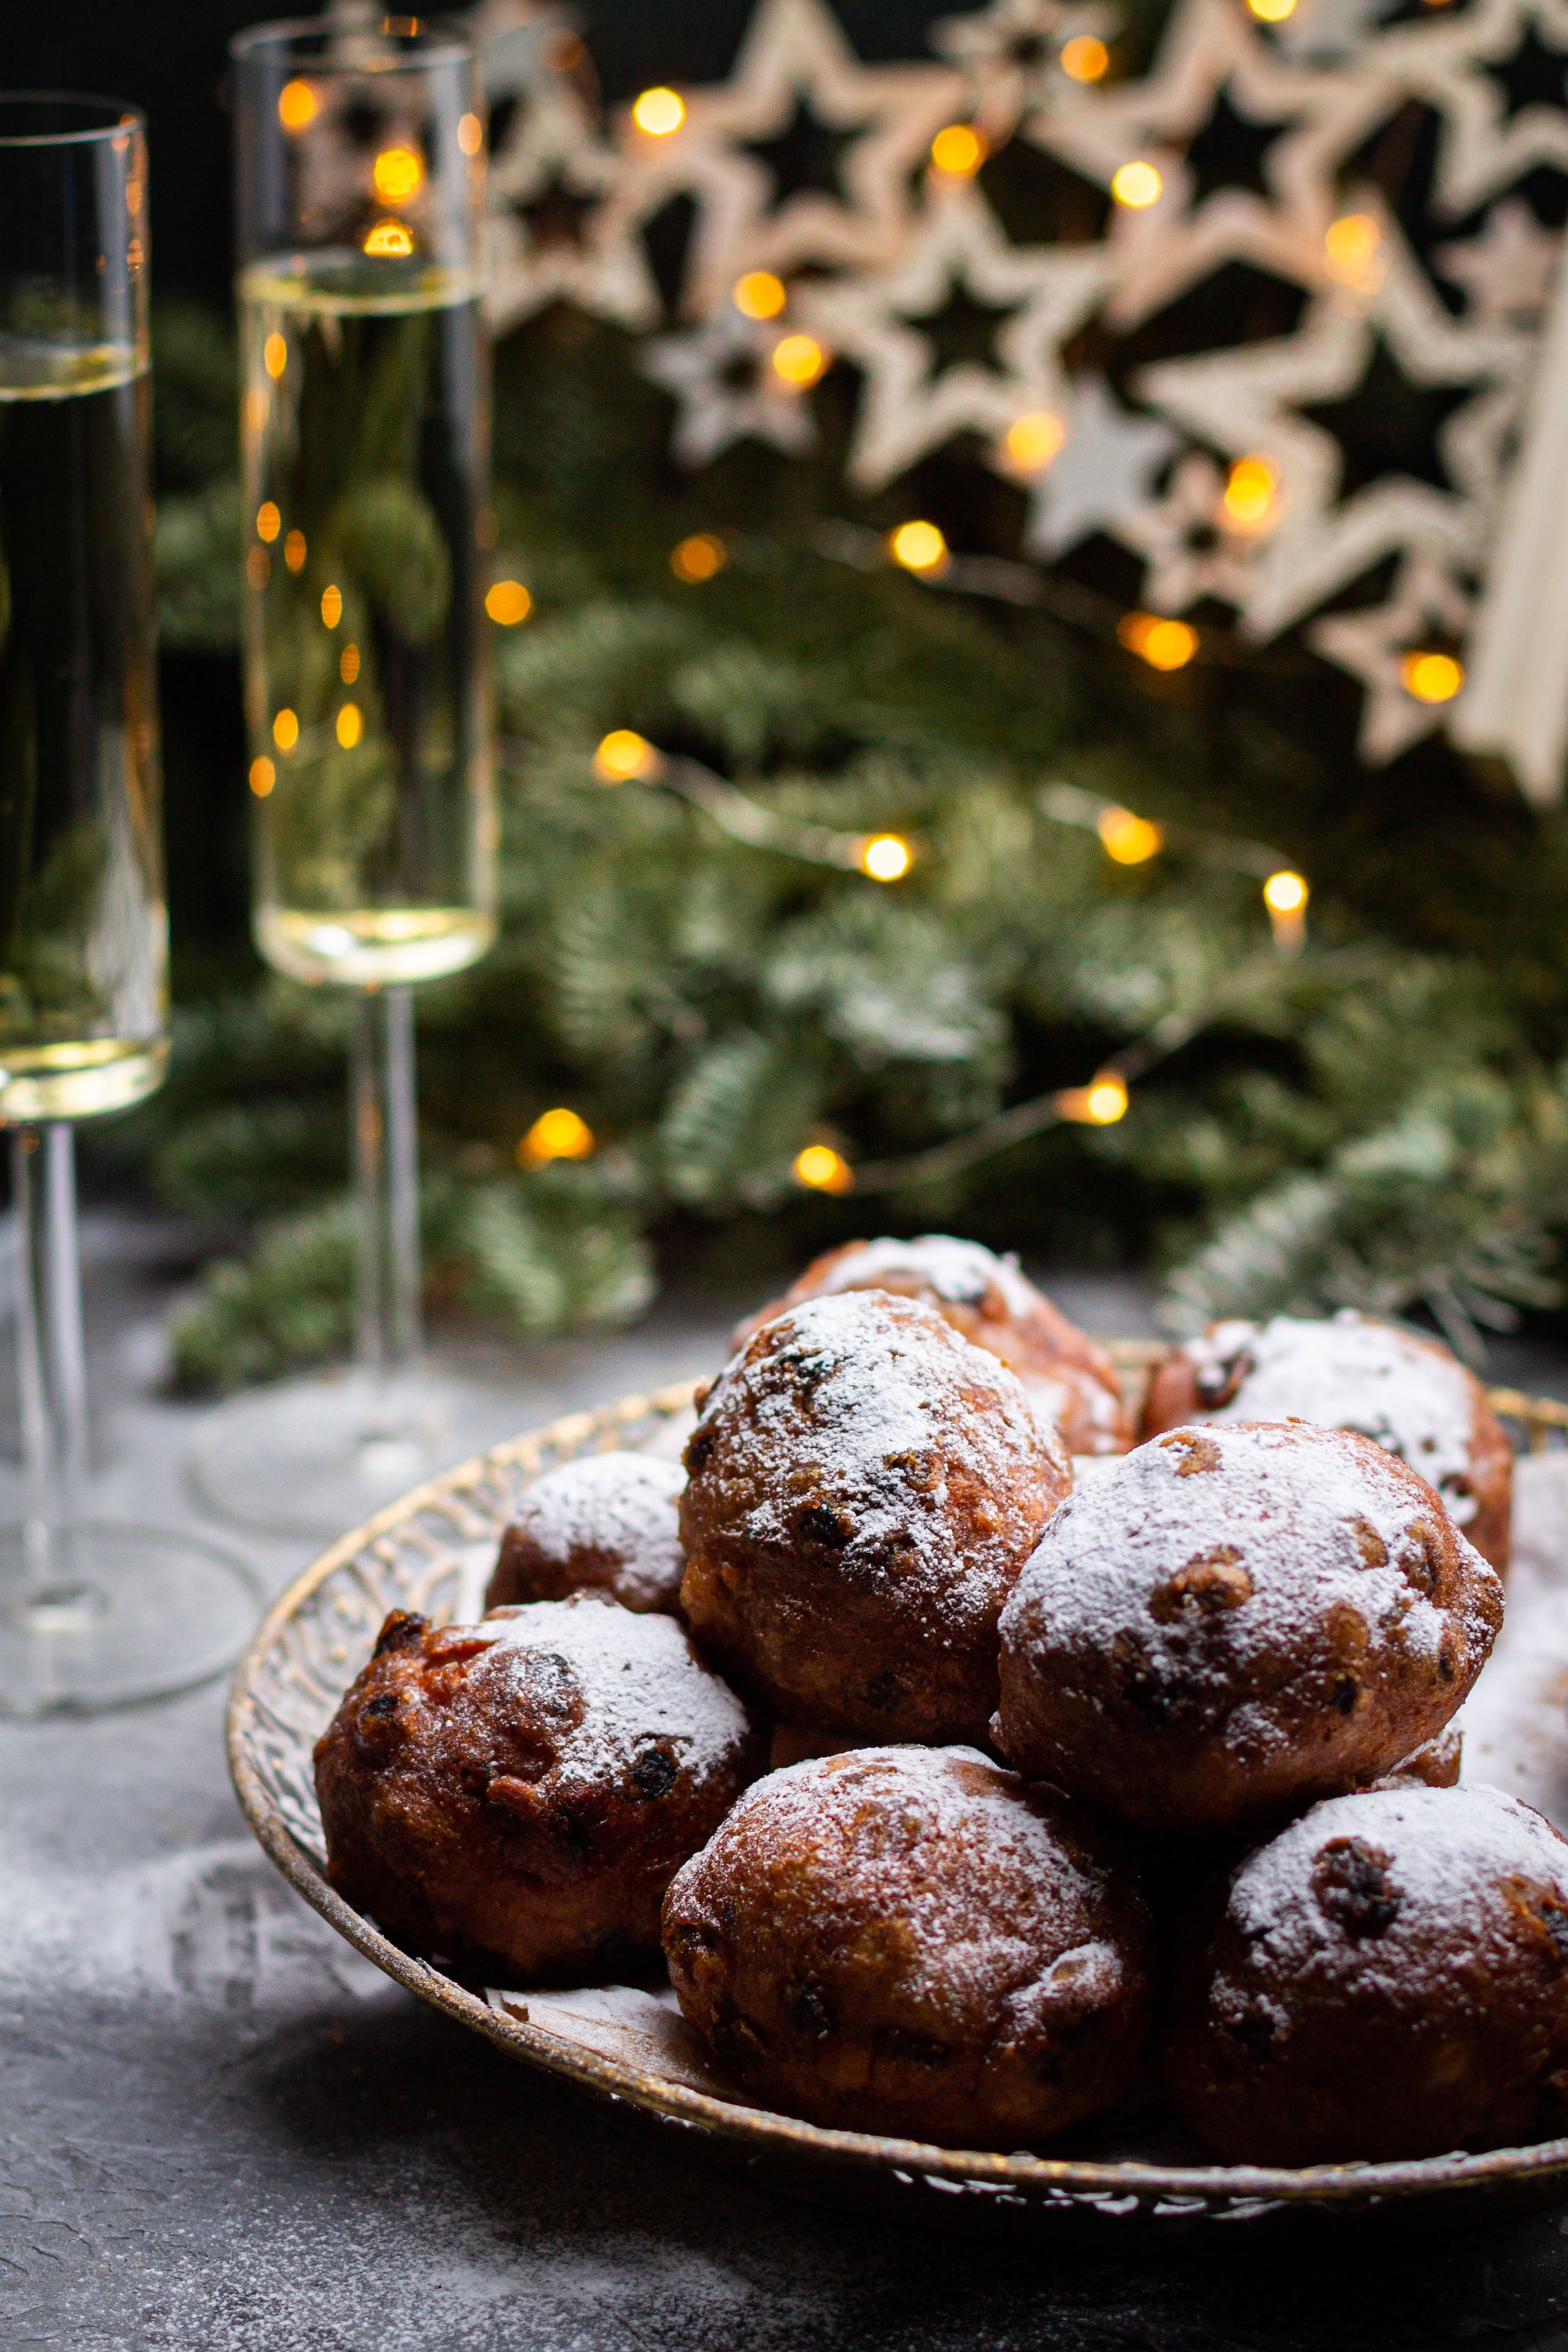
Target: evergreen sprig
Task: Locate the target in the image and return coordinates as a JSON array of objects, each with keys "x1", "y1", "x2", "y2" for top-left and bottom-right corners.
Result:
[{"x1": 140, "y1": 300, "x2": 1568, "y2": 1386}]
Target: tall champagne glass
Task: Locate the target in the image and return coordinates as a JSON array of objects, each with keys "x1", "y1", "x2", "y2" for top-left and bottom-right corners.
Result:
[
  {"x1": 0, "y1": 96, "x2": 258, "y2": 1715},
  {"x1": 191, "y1": 20, "x2": 497, "y2": 1537}
]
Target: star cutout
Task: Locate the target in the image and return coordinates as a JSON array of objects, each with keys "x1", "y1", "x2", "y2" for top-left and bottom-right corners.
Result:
[
  {"x1": 608, "y1": 0, "x2": 966, "y2": 320},
  {"x1": 931, "y1": 0, "x2": 1120, "y2": 142},
  {"x1": 1134, "y1": 201, "x2": 1523, "y2": 638},
  {"x1": 1368, "y1": 0, "x2": 1568, "y2": 219},
  {"x1": 1027, "y1": 0, "x2": 1399, "y2": 325},
  {"x1": 1310, "y1": 550, "x2": 1472, "y2": 760},
  {"x1": 1116, "y1": 449, "x2": 1261, "y2": 609},
  {"x1": 800, "y1": 180, "x2": 1113, "y2": 488},
  {"x1": 1269, "y1": 0, "x2": 1403, "y2": 67},
  {"x1": 485, "y1": 76, "x2": 662, "y2": 332},
  {"x1": 1023, "y1": 372, "x2": 1180, "y2": 557},
  {"x1": 641, "y1": 306, "x2": 818, "y2": 465},
  {"x1": 1435, "y1": 194, "x2": 1562, "y2": 323}
]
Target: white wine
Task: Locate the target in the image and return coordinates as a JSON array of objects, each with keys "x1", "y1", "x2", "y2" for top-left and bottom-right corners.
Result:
[
  {"x1": 0, "y1": 343, "x2": 169, "y2": 1123},
  {"x1": 241, "y1": 256, "x2": 495, "y2": 991}
]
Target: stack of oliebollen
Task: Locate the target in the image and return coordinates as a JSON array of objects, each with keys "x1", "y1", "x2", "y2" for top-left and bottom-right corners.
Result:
[{"x1": 314, "y1": 1236, "x2": 1568, "y2": 2164}]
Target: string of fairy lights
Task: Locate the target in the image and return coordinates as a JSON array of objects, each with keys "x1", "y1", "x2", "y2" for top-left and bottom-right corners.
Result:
[{"x1": 501, "y1": 662, "x2": 1309, "y2": 1199}]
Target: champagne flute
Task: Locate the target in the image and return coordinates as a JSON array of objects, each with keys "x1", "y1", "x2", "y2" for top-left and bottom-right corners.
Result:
[
  {"x1": 190, "y1": 19, "x2": 498, "y2": 1537},
  {"x1": 0, "y1": 96, "x2": 258, "y2": 1715}
]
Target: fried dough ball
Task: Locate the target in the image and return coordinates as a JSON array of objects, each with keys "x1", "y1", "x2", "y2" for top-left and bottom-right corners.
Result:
[
  {"x1": 735, "y1": 1236, "x2": 1132, "y2": 1456},
  {"x1": 995, "y1": 1421, "x2": 1503, "y2": 1830},
  {"x1": 681, "y1": 1290, "x2": 1071, "y2": 1745},
  {"x1": 314, "y1": 1592, "x2": 762, "y2": 1979},
  {"x1": 664, "y1": 1745, "x2": 1153, "y2": 2147},
  {"x1": 1164, "y1": 1784, "x2": 1568, "y2": 2163},
  {"x1": 485, "y1": 1452, "x2": 685, "y2": 1615},
  {"x1": 1142, "y1": 1311, "x2": 1512, "y2": 1573}
]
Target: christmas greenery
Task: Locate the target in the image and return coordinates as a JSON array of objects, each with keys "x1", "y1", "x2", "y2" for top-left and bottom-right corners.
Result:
[{"x1": 139, "y1": 295, "x2": 1568, "y2": 1386}]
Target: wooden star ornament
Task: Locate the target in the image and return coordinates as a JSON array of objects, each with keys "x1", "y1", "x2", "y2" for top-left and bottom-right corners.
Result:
[
  {"x1": 607, "y1": 0, "x2": 966, "y2": 321},
  {"x1": 800, "y1": 180, "x2": 1114, "y2": 489},
  {"x1": 1027, "y1": 0, "x2": 1399, "y2": 325}
]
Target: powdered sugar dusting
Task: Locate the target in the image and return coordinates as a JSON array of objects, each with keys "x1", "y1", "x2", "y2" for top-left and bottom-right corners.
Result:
[
  {"x1": 1178, "y1": 1313, "x2": 1483, "y2": 1524},
  {"x1": 1001, "y1": 1421, "x2": 1501, "y2": 1755},
  {"x1": 695, "y1": 1290, "x2": 1067, "y2": 1617},
  {"x1": 477, "y1": 1593, "x2": 751, "y2": 1783},
  {"x1": 807, "y1": 1235, "x2": 1044, "y2": 1324},
  {"x1": 1226, "y1": 1782, "x2": 1568, "y2": 1973},
  {"x1": 506, "y1": 1451, "x2": 684, "y2": 1605}
]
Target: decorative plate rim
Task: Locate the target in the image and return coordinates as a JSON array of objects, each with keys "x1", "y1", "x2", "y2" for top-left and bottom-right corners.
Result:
[{"x1": 225, "y1": 1366, "x2": 1568, "y2": 2216}]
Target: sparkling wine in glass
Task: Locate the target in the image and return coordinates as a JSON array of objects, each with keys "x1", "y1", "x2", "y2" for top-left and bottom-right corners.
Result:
[
  {"x1": 0, "y1": 96, "x2": 257, "y2": 1715},
  {"x1": 191, "y1": 20, "x2": 499, "y2": 1537}
]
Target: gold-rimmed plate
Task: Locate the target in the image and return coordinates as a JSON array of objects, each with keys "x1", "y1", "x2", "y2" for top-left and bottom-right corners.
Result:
[{"x1": 226, "y1": 1361, "x2": 1568, "y2": 2238}]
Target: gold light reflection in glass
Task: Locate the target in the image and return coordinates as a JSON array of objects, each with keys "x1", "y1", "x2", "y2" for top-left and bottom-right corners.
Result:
[
  {"x1": 283, "y1": 528, "x2": 307, "y2": 574},
  {"x1": 1400, "y1": 649, "x2": 1464, "y2": 703},
  {"x1": 593, "y1": 729, "x2": 660, "y2": 782},
  {"x1": 363, "y1": 220, "x2": 416, "y2": 258},
  {"x1": 1112, "y1": 160, "x2": 1163, "y2": 208},
  {"x1": 671, "y1": 532, "x2": 728, "y2": 583},
  {"x1": 485, "y1": 579, "x2": 533, "y2": 624},
  {"x1": 1118, "y1": 611, "x2": 1198, "y2": 670},
  {"x1": 1004, "y1": 410, "x2": 1065, "y2": 472},
  {"x1": 263, "y1": 333, "x2": 287, "y2": 380},
  {"x1": 249, "y1": 757, "x2": 276, "y2": 798},
  {"x1": 1060, "y1": 34, "x2": 1110, "y2": 78},
  {"x1": 633, "y1": 87, "x2": 686, "y2": 136},
  {"x1": 1096, "y1": 804, "x2": 1163, "y2": 864},
  {"x1": 771, "y1": 332, "x2": 827, "y2": 387},
  {"x1": 888, "y1": 519, "x2": 949, "y2": 574},
  {"x1": 278, "y1": 78, "x2": 318, "y2": 132},
  {"x1": 245, "y1": 546, "x2": 270, "y2": 589},
  {"x1": 339, "y1": 642, "x2": 361, "y2": 684},
  {"x1": 1248, "y1": 0, "x2": 1298, "y2": 20},
  {"x1": 256, "y1": 502, "x2": 281, "y2": 542},
  {"x1": 858, "y1": 833, "x2": 913, "y2": 882},
  {"x1": 518, "y1": 1107, "x2": 596, "y2": 1169},
  {"x1": 931, "y1": 123, "x2": 988, "y2": 176},
  {"x1": 336, "y1": 703, "x2": 364, "y2": 749},
  {"x1": 321, "y1": 583, "x2": 343, "y2": 628},
  {"x1": 458, "y1": 112, "x2": 483, "y2": 157},
  {"x1": 793, "y1": 1142, "x2": 854, "y2": 1193},
  {"x1": 272, "y1": 707, "x2": 299, "y2": 752},
  {"x1": 734, "y1": 270, "x2": 787, "y2": 319},
  {"x1": 245, "y1": 387, "x2": 268, "y2": 434},
  {"x1": 373, "y1": 147, "x2": 424, "y2": 203}
]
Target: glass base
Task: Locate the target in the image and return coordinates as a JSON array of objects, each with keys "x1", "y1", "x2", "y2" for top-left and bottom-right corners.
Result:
[
  {"x1": 187, "y1": 1367, "x2": 474, "y2": 1541},
  {"x1": 0, "y1": 1519, "x2": 263, "y2": 1717}
]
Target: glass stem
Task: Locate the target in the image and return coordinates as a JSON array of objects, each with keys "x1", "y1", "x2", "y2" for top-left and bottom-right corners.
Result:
[
  {"x1": 13, "y1": 1123, "x2": 88, "y2": 1572},
  {"x1": 350, "y1": 984, "x2": 423, "y2": 1381}
]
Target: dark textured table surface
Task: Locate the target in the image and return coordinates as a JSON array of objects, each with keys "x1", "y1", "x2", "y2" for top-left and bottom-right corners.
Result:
[{"x1": 11, "y1": 1229, "x2": 1568, "y2": 2350}]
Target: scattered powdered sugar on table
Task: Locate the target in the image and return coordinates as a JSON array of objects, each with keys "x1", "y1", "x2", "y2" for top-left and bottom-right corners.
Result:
[
  {"x1": 1004, "y1": 1420, "x2": 1497, "y2": 1684},
  {"x1": 480, "y1": 1592, "x2": 751, "y2": 1780},
  {"x1": 696, "y1": 1291, "x2": 1063, "y2": 1611},
  {"x1": 1226, "y1": 1781, "x2": 1568, "y2": 1970},
  {"x1": 506, "y1": 1451, "x2": 684, "y2": 1600},
  {"x1": 805, "y1": 1234, "x2": 1045, "y2": 1324},
  {"x1": 1178, "y1": 1312, "x2": 1482, "y2": 1522}
]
